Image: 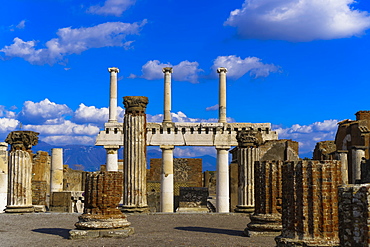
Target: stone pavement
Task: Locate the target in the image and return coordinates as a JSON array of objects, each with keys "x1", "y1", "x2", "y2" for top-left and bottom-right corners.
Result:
[{"x1": 0, "y1": 213, "x2": 276, "y2": 246}]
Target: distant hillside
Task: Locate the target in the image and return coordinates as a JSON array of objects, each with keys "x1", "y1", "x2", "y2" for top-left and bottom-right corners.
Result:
[{"x1": 31, "y1": 141, "x2": 216, "y2": 172}]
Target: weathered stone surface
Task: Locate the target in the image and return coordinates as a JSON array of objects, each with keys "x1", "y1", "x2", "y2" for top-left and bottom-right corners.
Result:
[
  {"x1": 123, "y1": 96, "x2": 148, "y2": 114},
  {"x1": 69, "y1": 227, "x2": 134, "y2": 239},
  {"x1": 178, "y1": 187, "x2": 208, "y2": 209},
  {"x1": 313, "y1": 140, "x2": 336, "y2": 160},
  {"x1": 338, "y1": 184, "x2": 370, "y2": 246},
  {"x1": 275, "y1": 160, "x2": 342, "y2": 247},
  {"x1": 236, "y1": 129, "x2": 263, "y2": 147},
  {"x1": 0, "y1": 142, "x2": 8, "y2": 212},
  {"x1": 5, "y1": 131, "x2": 39, "y2": 151}
]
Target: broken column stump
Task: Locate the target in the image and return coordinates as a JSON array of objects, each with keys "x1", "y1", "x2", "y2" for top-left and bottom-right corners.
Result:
[
  {"x1": 246, "y1": 160, "x2": 283, "y2": 236},
  {"x1": 69, "y1": 171, "x2": 134, "y2": 239},
  {"x1": 275, "y1": 160, "x2": 342, "y2": 247}
]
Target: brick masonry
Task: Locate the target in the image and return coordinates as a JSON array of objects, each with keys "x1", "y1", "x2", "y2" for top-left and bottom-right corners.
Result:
[
  {"x1": 275, "y1": 160, "x2": 342, "y2": 246},
  {"x1": 338, "y1": 184, "x2": 370, "y2": 246}
]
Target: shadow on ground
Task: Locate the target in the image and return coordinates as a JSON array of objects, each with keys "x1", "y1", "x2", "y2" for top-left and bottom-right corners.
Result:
[
  {"x1": 32, "y1": 228, "x2": 71, "y2": 239},
  {"x1": 175, "y1": 226, "x2": 245, "y2": 237}
]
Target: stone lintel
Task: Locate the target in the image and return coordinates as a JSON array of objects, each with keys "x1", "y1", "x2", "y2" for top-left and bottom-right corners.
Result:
[
  {"x1": 108, "y1": 67, "x2": 119, "y2": 73},
  {"x1": 69, "y1": 227, "x2": 134, "y2": 239},
  {"x1": 162, "y1": 67, "x2": 173, "y2": 73}
]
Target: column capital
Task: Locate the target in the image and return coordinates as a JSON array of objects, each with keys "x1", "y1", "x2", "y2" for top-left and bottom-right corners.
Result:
[
  {"x1": 215, "y1": 145, "x2": 231, "y2": 150},
  {"x1": 162, "y1": 67, "x2": 173, "y2": 73},
  {"x1": 108, "y1": 67, "x2": 119, "y2": 73},
  {"x1": 160, "y1": 145, "x2": 175, "y2": 150},
  {"x1": 123, "y1": 96, "x2": 149, "y2": 114},
  {"x1": 217, "y1": 67, "x2": 227, "y2": 73}
]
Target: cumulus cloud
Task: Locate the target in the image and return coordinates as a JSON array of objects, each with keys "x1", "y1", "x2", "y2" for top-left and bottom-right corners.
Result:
[
  {"x1": 88, "y1": 0, "x2": 136, "y2": 16},
  {"x1": 212, "y1": 55, "x2": 280, "y2": 79},
  {"x1": 42, "y1": 135, "x2": 96, "y2": 146},
  {"x1": 0, "y1": 118, "x2": 19, "y2": 133},
  {"x1": 17, "y1": 99, "x2": 72, "y2": 125},
  {"x1": 273, "y1": 119, "x2": 339, "y2": 155},
  {"x1": 1, "y1": 20, "x2": 147, "y2": 65},
  {"x1": 225, "y1": 0, "x2": 370, "y2": 42},
  {"x1": 24, "y1": 120, "x2": 100, "y2": 136},
  {"x1": 131, "y1": 60, "x2": 203, "y2": 83},
  {"x1": 147, "y1": 111, "x2": 235, "y2": 123},
  {"x1": 174, "y1": 146, "x2": 216, "y2": 158},
  {"x1": 73, "y1": 103, "x2": 125, "y2": 125}
]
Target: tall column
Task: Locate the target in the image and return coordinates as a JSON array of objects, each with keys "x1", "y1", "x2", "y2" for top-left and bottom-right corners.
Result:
[
  {"x1": 5, "y1": 131, "x2": 39, "y2": 213},
  {"x1": 160, "y1": 145, "x2": 174, "y2": 212},
  {"x1": 352, "y1": 146, "x2": 365, "y2": 183},
  {"x1": 337, "y1": 150, "x2": 348, "y2": 184},
  {"x1": 217, "y1": 67, "x2": 227, "y2": 123},
  {"x1": 51, "y1": 148, "x2": 63, "y2": 193},
  {"x1": 106, "y1": 147, "x2": 119, "y2": 171},
  {"x1": 216, "y1": 146, "x2": 230, "y2": 213},
  {"x1": 162, "y1": 67, "x2": 173, "y2": 123},
  {"x1": 0, "y1": 142, "x2": 8, "y2": 212},
  {"x1": 108, "y1": 67, "x2": 119, "y2": 123},
  {"x1": 122, "y1": 96, "x2": 149, "y2": 213}
]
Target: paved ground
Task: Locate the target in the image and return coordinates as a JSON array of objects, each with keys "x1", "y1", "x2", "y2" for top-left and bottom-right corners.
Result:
[{"x1": 0, "y1": 213, "x2": 276, "y2": 247}]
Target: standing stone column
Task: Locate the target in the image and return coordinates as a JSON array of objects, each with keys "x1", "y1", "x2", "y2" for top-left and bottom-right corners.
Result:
[
  {"x1": 5, "y1": 131, "x2": 39, "y2": 213},
  {"x1": 216, "y1": 146, "x2": 230, "y2": 213},
  {"x1": 122, "y1": 96, "x2": 149, "y2": 213},
  {"x1": 106, "y1": 147, "x2": 119, "y2": 171},
  {"x1": 352, "y1": 146, "x2": 365, "y2": 183},
  {"x1": 160, "y1": 145, "x2": 174, "y2": 212},
  {"x1": 217, "y1": 67, "x2": 227, "y2": 123},
  {"x1": 336, "y1": 150, "x2": 348, "y2": 184},
  {"x1": 108, "y1": 67, "x2": 119, "y2": 123},
  {"x1": 275, "y1": 160, "x2": 342, "y2": 246},
  {"x1": 162, "y1": 67, "x2": 173, "y2": 123},
  {"x1": 246, "y1": 160, "x2": 283, "y2": 236},
  {"x1": 0, "y1": 142, "x2": 8, "y2": 212},
  {"x1": 235, "y1": 130, "x2": 262, "y2": 213},
  {"x1": 51, "y1": 148, "x2": 63, "y2": 193},
  {"x1": 70, "y1": 171, "x2": 134, "y2": 239}
]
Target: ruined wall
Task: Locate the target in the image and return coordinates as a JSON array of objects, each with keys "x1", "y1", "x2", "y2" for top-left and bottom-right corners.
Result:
[
  {"x1": 32, "y1": 151, "x2": 50, "y2": 206},
  {"x1": 63, "y1": 165, "x2": 86, "y2": 192},
  {"x1": 313, "y1": 141, "x2": 336, "y2": 160},
  {"x1": 276, "y1": 160, "x2": 342, "y2": 246},
  {"x1": 338, "y1": 184, "x2": 370, "y2": 246},
  {"x1": 259, "y1": 139, "x2": 299, "y2": 161}
]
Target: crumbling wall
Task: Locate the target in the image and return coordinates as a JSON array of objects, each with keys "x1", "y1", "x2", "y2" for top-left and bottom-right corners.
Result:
[{"x1": 313, "y1": 140, "x2": 336, "y2": 160}]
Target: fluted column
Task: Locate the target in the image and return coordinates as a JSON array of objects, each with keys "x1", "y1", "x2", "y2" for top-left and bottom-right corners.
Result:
[
  {"x1": 217, "y1": 67, "x2": 227, "y2": 123},
  {"x1": 216, "y1": 146, "x2": 230, "y2": 213},
  {"x1": 4, "y1": 131, "x2": 39, "y2": 213},
  {"x1": 235, "y1": 147, "x2": 259, "y2": 213},
  {"x1": 160, "y1": 145, "x2": 174, "y2": 212},
  {"x1": 108, "y1": 67, "x2": 119, "y2": 123},
  {"x1": 0, "y1": 142, "x2": 8, "y2": 212},
  {"x1": 162, "y1": 67, "x2": 173, "y2": 123},
  {"x1": 122, "y1": 96, "x2": 149, "y2": 213},
  {"x1": 51, "y1": 148, "x2": 63, "y2": 192}
]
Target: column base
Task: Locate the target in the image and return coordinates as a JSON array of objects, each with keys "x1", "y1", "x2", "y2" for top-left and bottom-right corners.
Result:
[
  {"x1": 75, "y1": 214, "x2": 131, "y2": 229},
  {"x1": 5, "y1": 205, "x2": 34, "y2": 213},
  {"x1": 120, "y1": 206, "x2": 149, "y2": 214},
  {"x1": 69, "y1": 227, "x2": 134, "y2": 239},
  {"x1": 245, "y1": 214, "x2": 282, "y2": 236},
  {"x1": 275, "y1": 236, "x2": 340, "y2": 247},
  {"x1": 235, "y1": 205, "x2": 254, "y2": 213}
]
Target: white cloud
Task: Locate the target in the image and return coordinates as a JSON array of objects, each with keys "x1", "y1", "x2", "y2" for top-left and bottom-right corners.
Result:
[
  {"x1": 1, "y1": 20, "x2": 147, "y2": 65},
  {"x1": 16, "y1": 20, "x2": 26, "y2": 29},
  {"x1": 23, "y1": 120, "x2": 100, "y2": 136},
  {"x1": 273, "y1": 119, "x2": 339, "y2": 155},
  {"x1": 147, "y1": 111, "x2": 235, "y2": 123},
  {"x1": 73, "y1": 104, "x2": 125, "y2": 125},
  {"x1": 212, "y1": 55, "x2": 279, "y2": 79},
  {"x1": 132, "y1": 60, "x2": 203, "y2": 83},
  {"x1": 17, "y1": 99, "x2": 72, "y2": 125},
  {"x1": 206, "y1": 104, "x2": 219, "y2": 111},
  {"x1": 42, "y1": 135, "x2": 96, "y2": 146},
  {"x1": 88, "y1": 0, "x2": 136, "y2": 16},
  {"x1": 225, "y1": 0, "x2": 370, "y2": 42},
  {"x1": 0, "y1": 118, "x2": 19, "y2": 133},
  {"x1": 174, "y1": 146, "x2": 216, "y2": 158}
]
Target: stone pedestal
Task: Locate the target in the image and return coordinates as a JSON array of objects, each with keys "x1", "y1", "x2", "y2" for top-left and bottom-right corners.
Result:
[
  {"x1": 246, "y1": 160, "x2": 282, "y2": 236},
  {"x1": 70, "y1": 171, "x2": 134, "y2": 239},
  {"x1": 5, "y1": 131, "x2": 39, "y2": 213},
  {"x1": 0, "y1": 142, "x2": 8, "y2": 213},
  {"x1": 275, "y1": 160, "x2": 342, "y2": 247},
  {"x1": 338, "y1": 184, "x2": 370, "y2": 246},
  {"x1": 122, "y1": 96, "x2": 149, "y2": 213}
]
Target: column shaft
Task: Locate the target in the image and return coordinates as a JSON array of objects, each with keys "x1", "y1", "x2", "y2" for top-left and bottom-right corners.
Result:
[
  {"x1": 217, "y1": 67, "x2": 227, "y2": 123},
  {"x1": 161, "y1": 146, "x2": 174, "y2": 212},
  {"x1": 106, "y1": 148, "x2": 119, "y2": 171},
  {"x1": 108, "y1": 67, "x2": 119, "y2": 123},
  {"x1": 51, "y1": 148, "x2": 63, "y2": 192},
  {"x1": 216, "y1": 147, "x2": 230, "y2": 213},
  {"x1": 162, "y1": 67, "x2": 173, "y2": 123}
]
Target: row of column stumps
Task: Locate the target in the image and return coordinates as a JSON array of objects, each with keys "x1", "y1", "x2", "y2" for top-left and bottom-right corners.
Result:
[{"x1": 105, "y1": 66, "x2": 230, "y2": 213}]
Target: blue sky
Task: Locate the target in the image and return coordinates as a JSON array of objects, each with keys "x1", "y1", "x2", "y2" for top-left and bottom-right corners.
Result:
[{"x1": 1, "y1": 0, "x2": 370, "y2": 158}]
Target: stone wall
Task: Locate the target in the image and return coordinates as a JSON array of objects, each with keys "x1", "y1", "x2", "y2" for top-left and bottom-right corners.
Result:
[
  {"x1": 313, "y1": 140, "x2": 337, "y2": 160},
  {"x1": 276, "y1": 160, "x2": 342, "y2": 246},
  {"x1": 338, "y1": 184, "x2": 370, "y2": 246},
  {"x1": 32, "y1": 151, "x2": 50, "y2": 207},
  {"x1": 63, "y1": 165, "x2": 86, "y2": 191},
  {"x1": 259, "y1": 139, "x2": 299, "y2": 161}
]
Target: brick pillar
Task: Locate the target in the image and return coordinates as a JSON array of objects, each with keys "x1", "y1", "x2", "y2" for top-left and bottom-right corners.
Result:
[
  {"x1": 338, "y1": 184, "x2": 370, "y2": 246},
  {"x1": 70, "y1": 171, "x2": 134, "y2": 239},
  {"x1": 122, "y1": 96, "x2": 149, "y2": 213},
  {"x1": 275, "y1": 160, "x2": 342, "y2": 246},
  {"x1": 246, "y1": 160, "x2": 283, "y2": 236}
]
